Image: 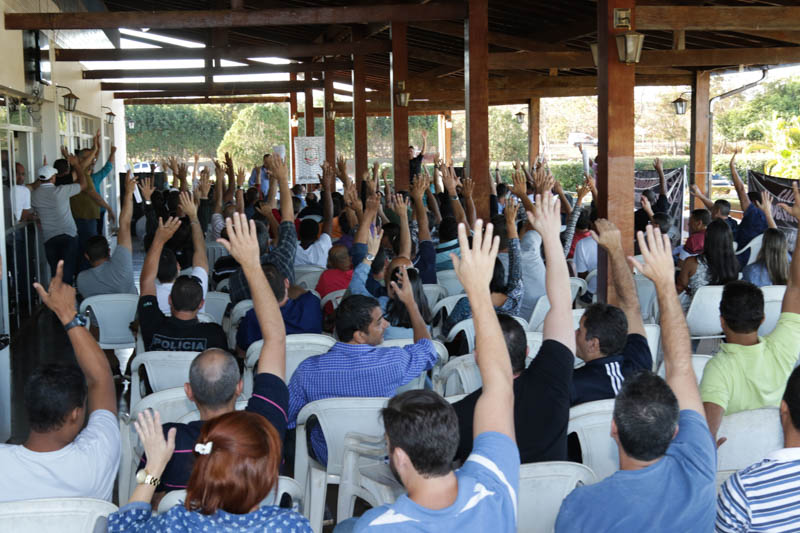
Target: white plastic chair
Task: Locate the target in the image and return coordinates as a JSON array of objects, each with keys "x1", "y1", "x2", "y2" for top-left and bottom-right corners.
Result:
[
  {"x1": 177, "y1": 399, "x2": 248, "y2": 423},
  {"x1": 431, "y1": 294, "x2": 466, "y2": 337},
  {"x1": 446, "y1": 318, "x2": 476, "y2": 353},
  {"x1": 643, "y1": 324, "x2": 661, "y2": 372},
  {"x1": 79, "y1": 294, "x2": 139, "y2": 349},
  {"x1": 569, "y1": 277, "x2": 587, "y2": 303},
  {"x1": 584, "y1": 270, "x2": 598, "y2": 302},
  {"x1": 245, "y1": 334, "x2": 337, "y2": 392},
  {"x1": 572, "y1": 308, "x2": 586, "y2": 331},
  {"x1": 436, "y1": 269, "x2": 464, "y2": 297},
  {"x1": 525, "y1": 331, "x2": 543, "y2": 368},
  {"x1": 434, "y1": 354, "x2": 482, "y2": 397},
  {"x1": 379, "y1": 338, "x2": 449, "y2": 385},
  {"x1": 214, "y1": 277, "x2": 230, "y2": 293},
  {"x1": 517, "y1": 462, "x2": 598, "y2": 533},
  {"x1": 736, "y1": 234, "x2": 763, "y2": 267},
  {"x1": 119, "y1": 388, "x2": 196, "y2": 504},
  {"x1": 759, "y1": 285, "x2": 787, "y2": 336},
  {"x1": 0, "y1": 498, "x2": 118, "y2": 533},
  {"x1": 686, "y1": 286, "x2": 725, "y2": 341},
  {"x1": 657, "y1": 354, "x2": 712, "y2": 384},
  {"x1": 527, "y1": 295, "x2": 550, "y2": 332},
  {"x1": 203, "y1": 291, "x2": 230, "y2": 324},
  {"x1": 634, "y1": 274, "x2": 659, "y2": 323},
  {"x1": 130, "y1": 351, "x2": 198, "y2": 410},
  {"x1": 157, "y1": 476, "x2": 305, "y2": 516},
  {"x1": 423, "y1": 283, "x2": 448, "y2": 308},
  {"x1": 567, "y1": 399, "x2": 618, "y2": 481},
  {"x1": 320, "y1": 289, "x2": 347, "y2": 311},
  {"x1": 227, "y1": 299, "x2": 254, "y2": 351},
  {"x1": 716, "y1": 407, "x2": 783, "y2": 487},
  {"x1": 296, "y1": 266, "x2": 326, "y2": 290},
  {"x1": 295, "y1": 398, "x2": 388, "y2": 533}
]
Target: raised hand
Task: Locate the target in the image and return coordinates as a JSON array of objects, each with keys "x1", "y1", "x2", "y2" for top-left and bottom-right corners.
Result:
[
  {"x1": 32, "y1": 260, "x2": 76, "y2": 325},
  {"x1": 319, "y1": 161, "x2": 335, "y2": 191},
  {"x1": 590, "y1": 218, "x2": 623, "y2": 252},
  {"x1": 336, "y1": 154, "x2": 349, "y2": 182},
  {"x1": 124, "y1": 170, "x2": 136, "y2": 196},
  {"x1": 462, "y1": 177, "x2": 474, "y2": 198},
  {"x1": 640, "y1": 194, "x2": 653, "y2": 217},
  {"x1": 451, "y1": 219, "x2": 500, "y2": 292},
  {"x1": 134, "y1": 410, "x2": 176, "y2": 477},
  {"x1": 389, "y1": 265, "x2": 416, "y2": 307},
  {"x1": 217, "y1": 212, "x2": 261, "y2": 271},
  {"x1": 178, "y1": 191, "x2": 197, "y2": 219},
  {"x1": 511, "y1": 169, "x2": 527, "y2": 198},
  {"x1": 366, "y1": 228, "x2": 384, "y2": 257},
  {"x1": 140, "y1": 177, "x2": 155, "y2": 202},
  {"x1": 154, "y1": 216, "x2": 182, "y2": 245},
  {"x1": 442, "y1": 165, "x2": 457, "y2": 195},
  {"x1": 576, "y1": 183, "x2": 590, "y2": 205},
  {"x1": 198, "y1": 171, "x2": 211, "y2": 199},
  {"x1": 236, "y1": 167, "x2": 246, "y2": 188},
  {"x1": 365, "y1": 192, "x2": 380, "y2": 213},
  {"x1": 526, "y1": 191, "x2": 561, "y2": 240},
  {"x1": 629, "y1": 225, "x2": 675, "y2": 288},
  {"x1": 654, "y1": 157, "x2": 663, "y2": 172},
  {"x1": 410, "y1": 174, "x2": 429, "y2": 201},
  {"x1": 778, "y1": 181, "x2": 800, "y2": 221},
  {"x1": 393, "y1": 194, "x2": 410, "y2": 220},
  {"x1": 267, "y1": 155, "x2": 289, "y2": 184},
  {"x1": 755, "y1": 190, "x2": 773, "y2": 219}
]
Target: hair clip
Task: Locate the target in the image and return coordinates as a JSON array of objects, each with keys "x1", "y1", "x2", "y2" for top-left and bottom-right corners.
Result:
[{"x1": 194, "y1": 441, "x2": 213, "y2": 455}]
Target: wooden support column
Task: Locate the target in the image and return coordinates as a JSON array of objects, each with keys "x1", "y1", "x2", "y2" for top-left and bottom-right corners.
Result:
[
  {"x1": 597, "y1": 0, "x2": 636, "y2": 304},
  {"x1": 352, "y1": 27, "x2": 368, "y2": 183},
  {"x1": 690, "y1": 70, "x2": 710, "y2": 210},
  {"x1": 444, "y1": 111, "x2": 453, "y2": 163},
  {"x1": 465, "y1": 0, "x2": 490, "y2": 220},
  {"x1": 324, "y1": 66, "x2": 336, "y2": 167},
  {"x1": 528, "y1": 97, "x2": 540, "y2": 168},
  {"x1": 289, "y1": 72, "x2": 299, "y2": 185},
  {"x1": 391, "y1": 21, "x2": 410, "y2": 191}
]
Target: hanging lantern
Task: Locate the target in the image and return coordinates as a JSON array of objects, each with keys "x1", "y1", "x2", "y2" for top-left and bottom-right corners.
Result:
[{"x1": 615, "y1": 31, "x2": 645, "y2": 64}]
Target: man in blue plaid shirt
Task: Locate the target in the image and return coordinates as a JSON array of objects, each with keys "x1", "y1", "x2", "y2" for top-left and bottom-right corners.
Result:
[{"x1": 288, "y1": 234, "x2": 438, "y2": 464}]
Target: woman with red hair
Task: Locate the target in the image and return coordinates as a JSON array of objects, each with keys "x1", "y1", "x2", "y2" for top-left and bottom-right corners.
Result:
[{"x1": 108, "y1": 409, "x2": 311, "y2": 532}]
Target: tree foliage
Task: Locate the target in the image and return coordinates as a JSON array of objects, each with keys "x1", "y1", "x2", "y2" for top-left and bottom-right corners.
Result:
[
  {"x1": 716, "y1": 79, "x2": 800, "y2": 142},
  {"x1": 217, "y1": 104, "x2": 291, "y2": 167},
  {"x1": 744, "y1": 114, "x2": 800, "y2": 179}
]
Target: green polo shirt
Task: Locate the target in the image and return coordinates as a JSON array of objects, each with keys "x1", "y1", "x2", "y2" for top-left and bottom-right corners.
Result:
[
  {"x1": 70, "y1": 176, "x2": 100, "y2": 220},
  {"x1": 700, "y1": 312, "x2": 800, "y2": 414}
]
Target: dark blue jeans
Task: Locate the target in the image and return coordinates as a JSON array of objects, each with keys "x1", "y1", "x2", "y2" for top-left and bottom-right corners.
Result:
[
  {"x1": 75, "y1": 217, "x2": 99, "y2": 272},
  {"x1": 44, "y1": 234, "x2": 79, "y2": 285}
]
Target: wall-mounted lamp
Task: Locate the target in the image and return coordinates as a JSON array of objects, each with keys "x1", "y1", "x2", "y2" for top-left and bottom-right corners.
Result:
[
  {"x1": 672, "y1": 92, "x2": 691, "y2": 115},
  {"x1": 445, "y1": 119, "x2": 453, "y2": 129},
  {"x1": 101, "y1": 106, "x2": 116, "y2": 125},
  {"x1": 128, "y1": 120, "x2": 135, "y2": 130},
  {"x1": 325, "y1": 102, "x2": 336, "y2": 121},
  {"x1": 514, "y1": 110, "x2": 526, "y2": 124},
  {"x1": 56, "y1": 85, "x2": 79, "y2": 111},
  {"x1": 394, "y1": 80, "x2": 410, "y2": 107},
  {"x1": 616, "y1": 31, "x2": 645, "y2": 64},
  {"x1": 290, "y1": 114, "x2": 299, "y2": 128}
]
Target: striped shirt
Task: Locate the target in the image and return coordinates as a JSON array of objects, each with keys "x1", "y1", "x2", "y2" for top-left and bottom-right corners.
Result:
[
  {"x1": 435, "y1": 238, "x2": 460, "y2": 271},
  {"x1": 716, "y1": 448, "x2": 800, "y2": 532}
]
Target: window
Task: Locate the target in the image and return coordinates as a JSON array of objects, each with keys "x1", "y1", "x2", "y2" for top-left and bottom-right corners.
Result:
[{"x1": 59, "y1": 109, "x2": 98, "y2": 152}]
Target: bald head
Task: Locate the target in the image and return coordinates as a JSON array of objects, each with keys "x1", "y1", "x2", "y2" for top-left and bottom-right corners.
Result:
[
  {"x1": 188, "y1": 349, "x2": 241, "y2": 409},
  {"x1": 385, "y1": 256, "x2": 412, "y2": 280},
  {"x1": 328, "y1": 245, "x2": 352, "y2": 271}
]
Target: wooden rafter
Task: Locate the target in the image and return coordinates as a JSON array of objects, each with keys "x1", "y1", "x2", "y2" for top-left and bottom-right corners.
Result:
[
  {"x1": 83, "y1": 61, "x2": 353, "y2": 79},
  {"x1": 101, "y1": 80, "x2": 322, "y2": 92},
  {"x1": 636, "y1": 6, "x2": 800, "y2": 31},
  {"x1": 123, "y1": 96, "x2": 290, "y2": 105},
  {"x1": 410, "y1": 21, "x2": 567, "y2": 52}
]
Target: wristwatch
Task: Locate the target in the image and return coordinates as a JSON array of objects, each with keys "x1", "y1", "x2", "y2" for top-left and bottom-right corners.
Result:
[
  {"x1": 136, "y1": 468, "x2": 160, "y2": 487},
  {"x1": 365, "y1": 253, "x2": 376, "y2": 262},
  {"x1": 63, "y1": 313, "x2": 88, "y2": 332}
]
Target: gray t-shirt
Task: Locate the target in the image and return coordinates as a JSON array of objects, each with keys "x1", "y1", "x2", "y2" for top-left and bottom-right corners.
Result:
[
  {"x1": 31, "y1": 182, "x2": 81, "y2": 242},
  {"x1": 77, "y1": 245, "x2": 138, "y2": 298}
]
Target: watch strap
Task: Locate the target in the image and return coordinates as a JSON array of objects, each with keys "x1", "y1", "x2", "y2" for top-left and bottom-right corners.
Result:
[{"x1": 63, "y1": 313, "x2": 87, "y2": 332}]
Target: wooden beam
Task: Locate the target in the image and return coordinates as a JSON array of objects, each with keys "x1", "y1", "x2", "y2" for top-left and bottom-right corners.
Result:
[
  {"x1": 528, "y1": 97, "x2": 540, "y2": 168},
  {"x1": 673, "y1": 30, "x2": 685, "y2": 51},
  {"x1": 636, "y1": 6, "x2": 800, "y2": 31},
  {"x1": 408, "y1": 46, "x2": 464, "y2": 68},
  {"x1": 55, "y1": 41, "x2": 391, "y2": 62},
  {"x1": 83, "y1": 61, "x2": 353, "y2": 79},
  {"x1": 392, "y1": 22, "x2": 410, "y2": 191},
  {"x1": 740, "y1": 31, "x2": 800, "y2": 46},
  {"x1": 102, "y1": 80, "x2": 322, "y2": 93},
  {"x1": 410, "y1": 21, "x2": 567, "y2": 52},
  {"x1": 465, "y1": 0, "x2": 490, "y2": 221},
  {"x1": 6, "y1": 3, "x2": 467, "y2": 30},
  {"x1": 596, "y1": 0, "x2": 636, "y2": 304},
  {"x1": 444, "y1": 112, "x2": 453, "y2": 163},
  {"x1": 352, "y1": 27, "x2": 369, "y2": 182},
  {"x1": 324, "y1": 66, "x2": 336, "y2": 166},
  {"x1": 290, "y1": 73, "x2": 299, "y2": 184},
  {"x1": 690, "y1": 71, "x2": 710, "y2": 211},
  {"x1": 122, "y1": 96, "x2": 289, "y2": 105}
]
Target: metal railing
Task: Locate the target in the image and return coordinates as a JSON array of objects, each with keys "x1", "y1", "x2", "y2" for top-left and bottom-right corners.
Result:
[{"x1": 5, "y1": 220, "x2": 49, "y2": 331}]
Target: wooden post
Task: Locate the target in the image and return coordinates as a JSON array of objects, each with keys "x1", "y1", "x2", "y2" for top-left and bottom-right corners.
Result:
[
  {"x1": 465, "y1": 0, "x2": 490, "y2": 221},
  {"x1": 324, "y1": 67, "x2": 336, "y2": 167},
  {"x1": 352, "y1": 27, "x2": 368, "y2": 183},
  {"x1": 596, "y1": 0, "x2": 636, "y2": 303},
  {"x1": 289, "y1": 72, "x2": 299, "y2": 185},
  {"x1": 391, "y1": 21, "x2": 410, "y2": 191},
  {"x1": 690, "y1": 71, "x2": 710, "y2": 211},
  {"x1": 444, "y1": 111, "x2": 453, "y2": 163},
  {"x1": 528, "y1": 97, "x2": 540, "y2": 168}
]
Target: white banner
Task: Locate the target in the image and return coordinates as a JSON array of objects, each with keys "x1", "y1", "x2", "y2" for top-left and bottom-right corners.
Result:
[{"x1": 293, "y1": 136, "x2": 325, "y2": 184}]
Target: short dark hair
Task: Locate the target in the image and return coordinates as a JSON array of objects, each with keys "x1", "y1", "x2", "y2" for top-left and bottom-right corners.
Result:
[
  {"x1": 652, "y1": 212, "x2": 671, "y2": 235},
  {"x1": 491, "y1": 215, "x2": 509, "y2": 251},
  {"x1": 583, "y1": 303, "x2": 628, "y2": 356},
  {"x1": 261, "y1": 262, "x2": 286, "y2": 302},
  {"x1": 171, "y1": 275, "x2": 204, "y2": 312},
  {"x1": 189, "y1": 349, "x2": 241, "y2": 408},
  {"x1": 496, "y1": 183, "x2": 508, "y2": 197},
  {"x1": 439, "y1": 216, "x2": 459, "y2": 243},
  {"x1": 714, "y1": 199, "x2": 731, "y2": 217},
  {"x1": 383, "y1": 390, "x2": 459, "y2": 476},
  {"x1": 24, "y1": 364, "x2": 87, "y2": 432},
  {"x1": 642, "y1": 189, "x2": 657, "y2": 204},
  {"x1": 691, "y1": 209, "x2": 711, "y2": 227},
  {"x1": 53, "y1": 158, "x2": 70, "y2": 176},
  {"x1": 783, "y1": 366, "x2": 800, "y2": 431},
  {"x1": 370, "y1": 248, "x2": 386, "y2": 276},
  {"x1": 498, "y1": 314, "x2": 526, "y2": 374},
  {"x1": 489, "y1": 258, "x2": 507, "y2": 294},
  {"x1": 720, "y1": 281, "x2": 764, "y2": 334},
  {"x1": 747, "y1": 191, "x2": 762, "y2": 206},
  {"x1": 85, "y1": 235, "x2": 110, "y2": 263},
  {"x1": 576, "y1": 209, "x2": 591, "y2": 231},
  {"x1": 613, "y1": 371, "x2": 679, "y2": 461},
  {"x1": 299, "y1": 218, "x2": 319, "y2": 241},
  {"x1": 335, "y1": 294, "x2": 380, "y2": 342},
  {"x1": 158, "y1": 248, "x2": 179, "y2": 283}
]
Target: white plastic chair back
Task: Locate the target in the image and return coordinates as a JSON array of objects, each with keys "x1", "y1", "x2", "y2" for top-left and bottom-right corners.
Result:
[
  {"x1": 634, "y1": 274, "x2": 658, "y2": 323},
  {"x1": 437, "y1": 269, "x2": 464, "y2": 297},
  {"x1": 379, "y1": 338, "x2": 449, "y2": 382},
  {"x1": 527, "y1": 295, "x2": 550, "y2": 332},
  {"x1": 227, "y1": 299, "x2": 254, "y2": 350},
  {"x1": 517, "y1": 462, "x2": 597, "y2": 533},
  {"x1": 569, "y1": 277, "x2": 587, "y2": 303},
  {"x1": 525, "y1": 331, "x2": 543, "y2": 368},
  {"x1": 568, "y1": 399, "x2": 618, "y2": 481},
  {"x1": 435, "y1": 354, "x2": 482, "y2": 397},
  {"x1": 572, "y1": 308, "x2": 586, "y2": 331},
  {"x1": 245, "y1": 334, "x2": 337, "y2": 389},
  {"x1": 0, "y1": 498, "x2": 118, "y2": 533},
  {"x1": 686, "y1": 285, "x2": 725, "y2": 339},
  {"x1": 643, "y1": 324, "x2": 661, "y2": 372},
  {"x1": 736, "y1": 234, "x2": 763, "y2": 266},
  {"x1": 759, "y1": 285, "x2": 787, "y2": 336},
  {"x1": 176, "y1": 399, "x2": 249, "y2": 424},
  {"x1": 717, "y1": 407, "x2": 783, "y2": 486},
  {"x1": 446, "y1": 318, "x2": 476, "y2": 353},
  {"x1": 584, "y1": 270, "x2": 598, "y2": 300},
  {"x1": 157, "y1": 476, "x2": 305, "y2": 515},
  {"x1": 320, "y1": 289, "x2": 347, "y2": 311},
  {"x1": 79, "y1": 294, "x2": 139, "y2": 349},
  {"x1": 130, "y1": 351, "x2": 198, "y2": 409},
  {"x1": 197, "y1": 311, "x2": 216, "y2": 323},
  {"x1": 296, "y1": 266, "x2": 326, "y2": 290},
  {"x1": 215, "y1": 277, "x2": 230, "y2": 293},
  {"x1": 203, "y1": 291, "x2": 230, "y2": 324},
  {"x1": 430, "y1": 294, "x2": 466, "y2": 336},
  {"x1": 657, "y1": 354, "x2": 712, "y2": 384},
  {"x1": 423, "y1": 284, "x2": 448, "y2": 308},
  {"x1": 631, "y1": 254, "x2": 645, "y2": 274}
]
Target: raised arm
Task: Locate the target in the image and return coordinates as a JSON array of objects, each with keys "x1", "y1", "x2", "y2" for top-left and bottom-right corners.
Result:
[
  {"x1": 419, "y1": 130, "x2": 428, "y2": 157},
  {"x1": 410, "y1": 175, "x2": 432, "y2": 242},
  {"x1": 528, "y1": 192, "x2": 576, "y2": 352},
  {"x1": 223, "y1": 152, "x2": 236, "y2": 204},
  {"x1": 755, "y1": 190, "x2": 778, "y2": 230},
  {"x1": 179, "y1": 191, "x2": 208, "y2": 273},
  {"x1": 461, "y1": 177, "x2": 477, "y2": 227},
  {"x1": 631, "y1": 226, "x2": 703, "y2": 416},
  {"x1": 68, "y1": 154, "x2": 88, "y2": 192},
  {"x1": 778, "y1": 182, "x2": 800, "y2": 315},
  {"x1": 510, "y1": 169, "x2": 535, "y2": 224},
  {"x1": 442, "y1": 164, "x2": 467, "y2": 225},
  {"x1": 553, "y1": 179, "x2": 573, "y2": 216},
  {"x1": 393, "y1": 194, "x2": 412, "y2": 259},
  {"x1": 390, "y1": 265, "x2": 431, "y2": 342},
  {"x1": 320, "y1": 161, "x2": 334, "y2": 235},
  {"x1": 730, "y1": 149, "x2": 750, "y2": 212},
  {"x1": 640, "y1": 195, "x2": 656, "y2": 225},
  {"x1": 140, "y1": 217, "x2": 182, "y2": 297},
  {"x1": 691, "y1": 184, "x2": 715, "y2": 211},
  {"x1": 354, "y1": 193, "x2": 380, "y2": 246},
  {"x1": 34, "y1": 261, "x2": 116, "y2": 415},
  {"x1": 219, "y1": 213, "x2": 286, "y2": 379},
  {"x1": 592, "y1": 219, "x2": 646, "y2": 337},
  {"x1": 117, "y1": 170, "x2": 135, "y2": 251},
  {"x1": 452, "y1": 219, "x2": 514, "y2": 440},
  {"x1": 654, "y1": 158, "x2": 667, "y2": 197}
]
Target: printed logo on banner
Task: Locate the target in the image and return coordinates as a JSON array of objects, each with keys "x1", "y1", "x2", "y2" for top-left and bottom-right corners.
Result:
[{"x1": 748, "y1": 170, "x2": 799, "y2": 249}]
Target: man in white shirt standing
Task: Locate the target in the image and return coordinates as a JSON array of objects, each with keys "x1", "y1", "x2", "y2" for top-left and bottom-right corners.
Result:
[
  {"x1": 0, "y1": 261, "x2": 120, "y2": 502},
  {"x1": 295, "y1": 163, "x2": 334, "y2": 267}
]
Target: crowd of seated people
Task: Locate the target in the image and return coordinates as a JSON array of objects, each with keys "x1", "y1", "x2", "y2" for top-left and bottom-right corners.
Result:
[{"x1": 5, "y1": 144, "x2": 800, "y2": 533}]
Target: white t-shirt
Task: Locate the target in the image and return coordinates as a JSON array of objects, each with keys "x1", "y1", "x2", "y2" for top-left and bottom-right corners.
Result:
[
  {"x1": 295, "y1": 233, "x2": 332, "y2": 267},
  {"x1": 13, "y1": 185, "x2": 31, "y2": 222},
  {"x1": 0, "y1": 410, "x2": 120, "y2": 502},
  {"x1": 574, "y1": 237, "x2": 598, "y2": 294},
  {"x1": 156, "y1": 266, "x2": 209, "y2": 315}
]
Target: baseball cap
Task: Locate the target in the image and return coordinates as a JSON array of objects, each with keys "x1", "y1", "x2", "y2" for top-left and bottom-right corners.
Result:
[{"x1": 37, "y1": 165, "x2": 58, "y2": 181}]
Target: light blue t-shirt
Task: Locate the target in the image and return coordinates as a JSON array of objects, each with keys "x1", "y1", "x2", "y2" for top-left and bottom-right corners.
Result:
[
  {"x1": 354, "y1": 432, "x2": 519, "y2": 532},
  {"x1": 555, "y1": 410, "x2": 717, "y2": 533}
]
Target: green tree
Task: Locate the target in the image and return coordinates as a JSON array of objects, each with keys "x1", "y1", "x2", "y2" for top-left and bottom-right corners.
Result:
[
  {"x1": 744, "y1": 113, "x2": 800, "y2": 179},
  {"x1": 715, "y1": 78, "x2": 800, "y2": 142},
  {"x1": 489, "y1": 107, "x2": 528, "y2": 162},
  {"x1": 217, "y1": 104, "x2": 291, "y2": 167}
]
